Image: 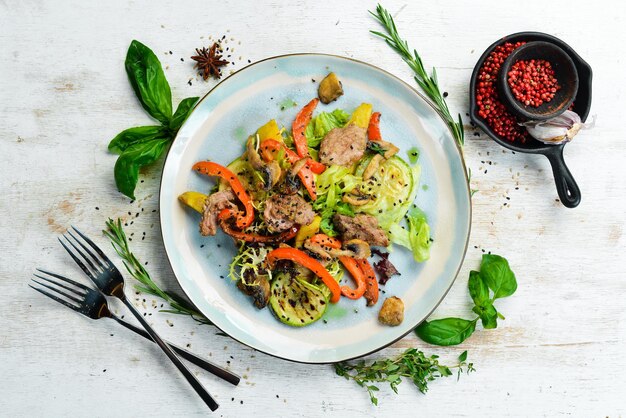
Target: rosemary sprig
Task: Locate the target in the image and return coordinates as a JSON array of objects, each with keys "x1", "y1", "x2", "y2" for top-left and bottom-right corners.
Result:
[
  {"x1": 370, "y1": 4, "x2": 465, "y2": 147},
  {"x1": 103, "y1": 218, "x2": 212, "y2": 325},
  {"x1": 335, "y1": 349, "x2": 474, "y2": 405}
]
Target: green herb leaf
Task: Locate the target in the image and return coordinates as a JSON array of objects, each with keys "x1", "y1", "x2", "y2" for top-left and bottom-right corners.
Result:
[
  {"x1": 114, "y1": 138, "x2": 170, "y2": 199},
  {"x1": 369, "y1": 5, "x2": 464, "y2": 147},
  {"x1": 335, "y1": 347, "x2": 473, "y2": 405},
  {"x1": 472, "y1": 302, "x2": 498, "y2": 329},
  {"x1": 468, "y1": 270, "x2": 489, "y2": 306},
  {"x1": 104, "y1": 218, "x2": 212, "y2": 325},
  {"x1": 367, "y1": 141, "x2": 387, "y2": 156},
  {"x1": 415, "y1": 317, "x2": 477, "y2": 346},
  {"x1": 125, "y1": 40, "x2": 172, "y2": 124},
  {"x1": 480, "y1": 254, "x2": 517, "y2": 299},
  {"x1": 169, "y1": 97, "x2": 199, "y2": 132},
  {"x1": 108, "y1": 125, "x2": 166, "y2": 154}
]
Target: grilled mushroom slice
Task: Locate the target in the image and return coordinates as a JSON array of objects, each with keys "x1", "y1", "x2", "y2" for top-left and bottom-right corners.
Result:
[
  {"x1": 318, "y1": 72, "x2": 344, "y2": 104},
  {"x1": 342, "y1": 191, "x2": 371, "y2": 206},
  {"x1": 246, "y1": 136, "x2": 281, "y2": 190},
  {"x1": 237, "y1": 271, "x2": 271, "y2": 309}
]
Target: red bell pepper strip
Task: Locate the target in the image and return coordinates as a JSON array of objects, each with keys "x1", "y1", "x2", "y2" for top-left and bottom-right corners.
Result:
[
  {"x1": 259, "y1": 139, "x2": 282, "y2": 162},
  {"x1": 339, "y1": 256, "x2": 367, "y2": 300},
  {"x1": 309, "y1": 234, "x2": 342, "y2": 249},
  {"x1": 367, "y1": 112, "x2": 382, "y2": 141},
  {"x1": 296, "y1": 164, "x2": 317, "y2": 200},
  {"x1": 218, "y1": 212, "x2": 298, "y2": 243},
  {"x1": 292, "y1": 98, "x2": 319, "y2": 158},
  {"x1": 359, "y1": 259, "x2": 379, "y2": 306},
  {"x1": 266, "y1": 247, "x2": 341, "y2": 303},
  {"x1": 192, "y1": 161, "x2": 254, "y2": 229},
  {"x1": 306, "y1": 159, "x2": 326, "y2": 175}
]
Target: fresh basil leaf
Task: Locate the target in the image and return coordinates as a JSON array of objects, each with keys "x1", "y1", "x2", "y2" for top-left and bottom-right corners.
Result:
[
  {"x1": 480, "y1": 254, "x2": 517, "y2": 299},
  {"x1": 108, "y1": 125, "x2": 165, "y2": 154},
  {"x1": 125, "y1": 40, "x2": 172, "y2": 124},
  {"x1": 468, "y1": 270, "x2": 489, "y2": 306},
  {"x1": 114, "y1": 138, "x2": 170, "y2": 199},
  {"x1": 169, "y1": 97, "x2": 199, "y2": 132},
  {"x1": 472, "y1": 302, "x2": 498, "y2": 329},
  {"x1": 415, "y1": 318, "x2": 476, "y2": 346}
]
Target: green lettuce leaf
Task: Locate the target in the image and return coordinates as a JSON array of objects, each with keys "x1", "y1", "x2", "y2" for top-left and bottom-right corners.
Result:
[
  {"x1": 305, "y1": 109, "x2": 350, "y2": 148},
  {"x1": 313, "y1": 164, "x2": 359, "y2": 236},
  {"x1": 389, "y1": 206, "x2": 431, "y2": 262}
]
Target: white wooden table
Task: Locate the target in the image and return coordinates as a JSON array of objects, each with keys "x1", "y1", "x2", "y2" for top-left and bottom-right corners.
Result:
[{"x1": 2, "y1": 0, "x2": 625, "y2": 416}]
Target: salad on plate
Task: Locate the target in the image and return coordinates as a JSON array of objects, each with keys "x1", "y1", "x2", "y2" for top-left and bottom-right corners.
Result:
[{"x1": 179, "y1": 80, "x2": 431, "y2": 327}]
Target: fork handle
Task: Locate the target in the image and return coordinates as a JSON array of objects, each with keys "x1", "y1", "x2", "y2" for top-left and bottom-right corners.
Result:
[
  {"x1": 121, "y1": 298, "x2": 219, "y2": 411},
  {"x1": 111, "y1": 315, "x2": 240, "y2": 386}
]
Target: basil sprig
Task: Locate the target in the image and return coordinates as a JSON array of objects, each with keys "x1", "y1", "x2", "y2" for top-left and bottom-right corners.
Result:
[
  {"x1": 416, "y1": 254, "x2": 517, "y2": 346},
  {"x1": 109, "y1": 40, "x2": 199, "y2": 199}
]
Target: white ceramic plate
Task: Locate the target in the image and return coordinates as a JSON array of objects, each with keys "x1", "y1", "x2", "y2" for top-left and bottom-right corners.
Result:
[{"x1": 159, "y1": 54, "x2": 471, "y2": 363}]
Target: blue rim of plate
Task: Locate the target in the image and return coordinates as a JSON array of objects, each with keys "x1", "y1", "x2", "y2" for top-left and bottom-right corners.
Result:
[{"x1": 158, "y1": 53, "x2": 472, "y2": 364}]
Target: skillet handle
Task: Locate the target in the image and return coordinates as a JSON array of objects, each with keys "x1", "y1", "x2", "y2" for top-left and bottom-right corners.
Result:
[{"x1": 545, "y1": 146, "x2": 581, "y2": 208}]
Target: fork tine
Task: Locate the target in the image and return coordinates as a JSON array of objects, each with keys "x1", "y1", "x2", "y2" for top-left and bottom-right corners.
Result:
[
  {"x1": 67, "y1": 229, "x2": 104, "y2": 270},
  {"x1": 35, "y1": 268, "x2": 91, "y2": 292},
  {"x1": 58, "y1": 237, "x2": 97, "y2": 281},
  {"x1": 71, "y1": 226, "x2": 113, "y2": 268},
  {"x1": 29, "y1": 284, "x2": 82, "y2": 312},
  {"x1": 63, "y1": 234, "x2": 103, "y2": 273},
  {"x1": 31, "y1": 278, "x2": 84, "y2": 304},
  {"x1": 33, "y1": 272, "x2": 86, "y2": 296}
]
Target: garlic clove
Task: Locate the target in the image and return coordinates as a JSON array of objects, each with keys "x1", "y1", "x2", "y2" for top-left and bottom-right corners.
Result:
[{"x1": 522, "y1": 110, "x2": 593, "y2": 145}]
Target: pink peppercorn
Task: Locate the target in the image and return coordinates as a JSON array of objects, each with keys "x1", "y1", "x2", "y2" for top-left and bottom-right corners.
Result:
[{"x1": 507, "y1": 59, "x2": 560, "y2": 107}]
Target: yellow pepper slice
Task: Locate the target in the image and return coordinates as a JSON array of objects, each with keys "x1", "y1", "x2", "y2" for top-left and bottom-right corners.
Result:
[
  {"x1": 294, "y1": 215, "x2": 321, "y2": 248},
  {"x1": 178, "y1": 191, "x2": 208, "y2": 214},
  {"x1": 348, "y1": 103, "x2": 373, "y2": 129},
  {"x1": 256, "y1": 119, "x2": 283, "y2": 142}
]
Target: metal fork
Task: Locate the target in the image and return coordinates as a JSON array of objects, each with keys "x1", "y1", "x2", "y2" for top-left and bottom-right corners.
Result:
[
  {"x1": 58, "y1": 227, "x2": 219, "y2": 411},
  {"x1": 29, "y1": 269, "x2": 240, "y2": 386}
]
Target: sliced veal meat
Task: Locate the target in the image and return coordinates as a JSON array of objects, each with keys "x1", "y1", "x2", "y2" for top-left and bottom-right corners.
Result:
[
  {"x1": 263, "y1": 194, "x2": 315, "y2": 232},
  {"x1": 333, "y1": 213, "x2": 390, "y2": 247},
  {"x1": 199, "y1": 190, "x2": 237, "y2": 236},
  {"x1": 319, "y1": 124, "x2": 367, "y2": 167}
]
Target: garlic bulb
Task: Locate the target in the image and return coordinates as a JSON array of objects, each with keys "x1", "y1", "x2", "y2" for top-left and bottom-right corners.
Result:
[{"x1": 522, "y1": 110, "x2": 594, "y2": 145}]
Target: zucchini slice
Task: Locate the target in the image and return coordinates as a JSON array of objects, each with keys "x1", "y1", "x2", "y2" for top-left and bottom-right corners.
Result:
[
  {"x1": 218, "y1": 157, "x2": 257, "y2": 192},
  {"x1": 354, "y1": 155, "x2": 421, "y2": 230},
  {"x1": 269, "y1": 271, "x2": 327, "y2": 327}
]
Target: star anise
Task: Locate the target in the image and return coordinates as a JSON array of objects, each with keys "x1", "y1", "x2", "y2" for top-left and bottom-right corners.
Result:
[{"x1": 191, "y1": 43, "x2": 229, "y2": 80}]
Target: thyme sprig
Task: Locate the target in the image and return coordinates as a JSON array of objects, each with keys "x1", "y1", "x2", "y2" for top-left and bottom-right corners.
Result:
[
  {"x1": 335, "y1": 349, "x2": 474, "y2": 405},
  {"x1": 370, "y1": 4, "x2": 465, "y2": 147},
  {"x1": 103, "y1": 218, "x2": 212, "y2": 325}
]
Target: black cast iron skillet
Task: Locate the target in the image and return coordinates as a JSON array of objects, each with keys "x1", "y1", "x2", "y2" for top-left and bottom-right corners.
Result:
[{"x1": 469, "y1": 32, "x2": 593, "y2": 208}]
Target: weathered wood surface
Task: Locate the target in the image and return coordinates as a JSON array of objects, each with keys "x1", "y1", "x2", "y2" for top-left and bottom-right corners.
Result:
[{"x1": 1, "y1": 0, "x2": 625, "y2": 416}]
